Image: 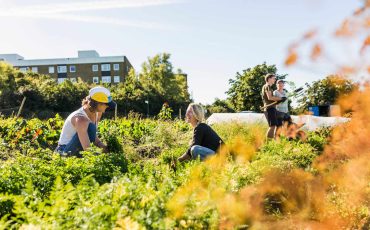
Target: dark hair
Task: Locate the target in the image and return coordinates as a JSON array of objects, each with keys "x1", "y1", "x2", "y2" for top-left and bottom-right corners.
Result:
[
  {"x1": 82, "y1": 96, "x2": 99, "y2": 112},
  {"x1": 265, "y1": 73, "x2": 276, "y2": 82}
]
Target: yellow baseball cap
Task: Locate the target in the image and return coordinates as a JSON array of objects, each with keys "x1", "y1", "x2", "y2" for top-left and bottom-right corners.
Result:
[{"x1": 89, "y1": 86, "x2": 116, "y2": 109}]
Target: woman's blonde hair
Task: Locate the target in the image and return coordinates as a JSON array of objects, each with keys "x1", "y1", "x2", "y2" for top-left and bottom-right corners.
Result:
[{"x1": 188, "y1": 103, "x2": 205, "y2": 123}]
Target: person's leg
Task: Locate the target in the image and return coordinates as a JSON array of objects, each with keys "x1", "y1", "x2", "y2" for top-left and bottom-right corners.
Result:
[
  {"x1": 55, "y1": 145, "x2": 67, "y2": 156},
  {"x1": 265, "y1": 108, "x2": 279, "y2": 140},
  {"x1": 275, "y1": 112, "x2": 283, "y2": 140},
  {"x1": 62, "y1": 123, "x2": 96, "y2": 157},
  {"x1": 87, "y1": 123, "x2": 97, "y2": 142},
  {"x1": 266, "y1": 126, "x2": 276, "y2": 139},
  {"x1": 283, "y1": 113, "x2": 293, "y2": 125},
  {"x1": 191, "y1": 145, "x2": 216, "y2": 161}
]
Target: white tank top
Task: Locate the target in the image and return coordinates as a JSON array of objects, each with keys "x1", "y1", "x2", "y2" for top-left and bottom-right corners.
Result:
[{"x1": 58, "y1": 107, "x2": 97, "y2": 145}]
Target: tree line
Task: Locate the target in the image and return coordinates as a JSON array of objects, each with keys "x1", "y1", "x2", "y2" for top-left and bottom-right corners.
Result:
[
  {"x1": 0, "y1": 55, "x2": 357, "y2": 119},
  {"x1": 205, "y1": 63, "x2": 357, "y2": 116},
  {"x1": 0, "y1": 53, "x2": 190, "y2": 118}
]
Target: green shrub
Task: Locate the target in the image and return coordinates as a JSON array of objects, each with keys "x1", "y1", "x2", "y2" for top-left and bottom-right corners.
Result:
[{"x1": 257, "y1": 139, "x2": 318, "y2": 169}]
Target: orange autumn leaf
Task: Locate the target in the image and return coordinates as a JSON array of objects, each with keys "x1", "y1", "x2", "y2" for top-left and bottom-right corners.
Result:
[
  {"x1": 338, "y1": 66, "x2": 356, "y2": 75},
  {"x1": 365, "y1": 18, "x2": 370, "y2": 28},
  {"x1": 285, "y1": 51, "x2": 298, "y2": 66},
  {"x1": 360, "y1": 35, "x2": 370, "y2": 54},
  {"x1": 353, "y1": 7, "x2": 365, "y2": 15},
  {"x1": 335, "y1": 19, "x2": 353, "y2": 37},
  {"x1": 364, "y1": 35, "x2": 370, "y2": 46},
  {"x1": 367, "y1": 66, "x2": 370, "y2": 74},
  {"x1": 310, "y1": 43, "x2": 322, "y2": 61},
  {"x1": 366, "y1": 18, "x2": 370, "y2": 28}
]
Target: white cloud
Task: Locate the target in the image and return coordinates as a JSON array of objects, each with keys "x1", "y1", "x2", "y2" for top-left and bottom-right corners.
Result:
[
  {"x1": 18, "y1": 13, "x2": 173, "y2": 29},
  {"x1": 0, "y1": 0, "x2": 182, "y2": 29},
  {"x1": 0, "y1": 0, "x2": 182, "y2": 15}
]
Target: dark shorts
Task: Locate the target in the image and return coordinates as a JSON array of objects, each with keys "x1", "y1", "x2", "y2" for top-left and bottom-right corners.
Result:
[
  {"x1": 264, "y1": 107, "x2": 282, "y2": 127},
  {"x1": 277, "y1": 111, "x2": 293, "y2": 125}
]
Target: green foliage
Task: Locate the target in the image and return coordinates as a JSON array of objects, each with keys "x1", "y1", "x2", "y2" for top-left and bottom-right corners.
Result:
[
  {"x1": 0, "y1": 115, "x2": 353, "y2": 229},
  {"x1": 138, "y1": 53, "x2": 191, "y2": 116},
  {"x1": 257, "y1": 139, "x2": 319, "y2": 169},
  {"x1": 205, "y1": 98, "x2": 235, "y2": 115},
  {"x1": 295, "y1": 75, "x2": 358, "y2": 114},
  {"x1": 306, "y1": 126, "x2": 332, "y2": 153},
  {"x1": 0, "y1": 56, "x2": 191, "y2": 118},
  {"x1": 226, "y1": 62, "x2": 286, "y2": 112},
  {"x1": 140, "y1": 54, "x2": 190, "y2": 104},
  {"x1": 157, "y1": 103, "x2": 173, "y2": 120}
]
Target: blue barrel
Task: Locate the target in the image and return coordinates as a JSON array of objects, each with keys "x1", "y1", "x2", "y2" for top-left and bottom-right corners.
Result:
[{"x1": 308, "y1": 106, "x2": 319, "y2": 116}]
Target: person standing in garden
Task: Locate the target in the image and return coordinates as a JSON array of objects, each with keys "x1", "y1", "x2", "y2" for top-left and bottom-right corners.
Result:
[
  {"x1": 261, "y1": 73, "x2": 285, "y2": 140},
  {"x1": 55, "y1": 86, "x2": 116, "y2": 157},
  {"x1": 273, "y1": 79, "x2": 293, "y2": 125},
  {"x1": 177, "y1": 103, "x2": 224, "y2": 162}
]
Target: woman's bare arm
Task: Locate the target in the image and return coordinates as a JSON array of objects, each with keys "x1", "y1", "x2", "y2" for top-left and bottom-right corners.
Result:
[{"x1": 71, "y1": 116, "x2": 91, "y2": 150}]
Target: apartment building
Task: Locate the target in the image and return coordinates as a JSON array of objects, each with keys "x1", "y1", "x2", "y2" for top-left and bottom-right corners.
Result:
[{"x1": 0, "y1": 50, "x2": 133, "y2": 84}]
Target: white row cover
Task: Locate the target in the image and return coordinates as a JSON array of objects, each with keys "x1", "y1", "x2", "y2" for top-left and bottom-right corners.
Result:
[{"x1": 206, "y1": 113, "x2": 350, "y2": 131}]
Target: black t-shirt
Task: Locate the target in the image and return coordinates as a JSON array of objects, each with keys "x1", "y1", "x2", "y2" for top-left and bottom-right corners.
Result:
[
  {"x1": 261, "y1": 84, "x2": 275, "y2": 110},
  {"x1": 186, "y1": 123, "x2": 223, "y2": 156}
]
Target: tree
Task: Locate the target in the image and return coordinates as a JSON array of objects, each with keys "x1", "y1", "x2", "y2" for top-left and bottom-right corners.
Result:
[
  {"x1": 226, "y1": 63, "x2": 286, "y2": 112},
  {"x1": 138, "y1": 53, "x2": 191, "y2": 115},
  {"x1": 0, "y1": 62, "x2": 27, "y2": 109},
  {"x1": 205, "y1": 98, "x2": 235, "y2": 115},
  {"x1": 0, "y1": 54, "x2": 191, "y2": 118},
  {"x1": 110, "y1": 68, "x2": 147, "y2": 115},
  {"x1": 294, "y1": 75, "x2": 358, "y2": 114}
]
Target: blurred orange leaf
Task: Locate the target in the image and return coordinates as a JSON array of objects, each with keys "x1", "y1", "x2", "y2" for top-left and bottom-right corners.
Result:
[
  {"x1": 310, "y1": 43, "x2": 322, "y2": 61},
  {"x1": 285, "y1": 51, "x2": 298, "y2": 66},
  {"x1": 367, "y1": 66, "x2": 370, "y2": 74},
  {"x1": 335, "y1": 19, "x2": 353, "y2": 37},
  {"x1": 365, "y1": 17, "x2": 370, "y2": 27},
  {"x1": 338, "y1": 66, "x2": 356, "y2": 75},
  {"x1": 364, "y1": 35, "x2": 370, "y2": 46},
  {"x1": 353, "y1": 7, "x2": 365, "y2": 15},
  {"x1": 360, "y1": 35, "x2": 370, "y2": 54},
  {"x1": 302, "y1": 29, "x2": 317, "y2": 40}
]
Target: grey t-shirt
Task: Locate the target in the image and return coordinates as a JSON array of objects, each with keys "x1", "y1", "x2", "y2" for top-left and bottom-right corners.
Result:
[{"x1": 273, "y1": 90, "x2": 289, "y2": 113}]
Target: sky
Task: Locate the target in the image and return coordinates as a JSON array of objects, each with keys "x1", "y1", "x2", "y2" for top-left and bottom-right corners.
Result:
[{"x1": 0, "y1": 0, "x2": 363, "y2": 104}]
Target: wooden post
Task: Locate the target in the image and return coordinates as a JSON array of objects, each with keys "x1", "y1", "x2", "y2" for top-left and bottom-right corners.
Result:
[
  {"x1": 179, "y1": 108, "x2": 182, "y2": 120},
  {"x1": 16, "y1": 97, "x2": 26, "y2": 118},
  {"x1": 115, "y1": 104, "x2": 118, "y2": 120}
]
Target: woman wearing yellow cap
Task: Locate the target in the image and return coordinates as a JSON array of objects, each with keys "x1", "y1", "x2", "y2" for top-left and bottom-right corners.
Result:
[{"x1": 55, "y1": 86, "x2": 116, "y2": 157}]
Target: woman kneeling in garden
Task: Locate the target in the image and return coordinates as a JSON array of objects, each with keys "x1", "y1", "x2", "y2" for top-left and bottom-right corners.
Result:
[
  {"x1": 55, "y1": 86, "x2": 116, "y2": 157},
  {"x1": 178, "y1": 103, "x2": 224, "y2": 162}
]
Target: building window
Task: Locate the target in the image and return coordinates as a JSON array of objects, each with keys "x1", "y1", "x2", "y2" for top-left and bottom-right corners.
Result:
[
  {"x1": 70, "y1": 65, "x2": 76, "y2": 73},
  {"x1": 69, "y1": 78, "x2": 76, "y2": 83},
  {"x1": 31, "y1": 67, "x2": 38, "y2": 73},
  {"x1": 49, "y1": 66, "x2": 55, "y2": 73},
  {"x1": 92, "y1": 65, "x2": 98, "y2": 72},
  {"x1": 113, "y1": 64, "x2": 120, "y2": 71},
  {"x1": 102, "y1": 76, "x2": 111, "y2": 83},
  {"x1": 93, "y1": 77, "x2": 99, "y2": 83},
  {"x1": 57, "y1": 66, "x2": 67, "y2": 73},
  {"x1": 19, "y1": 67, "x2": 28, "y2": 72},
  {"x1": 57, "y1": 78, "x2": 66, "y2": 84},
  {"x1": 114, "y1": 76, "x2": 120, "y2": 83},
  {"x1": 101, "y1": 64, "x2": 110, "y2": 71}
]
